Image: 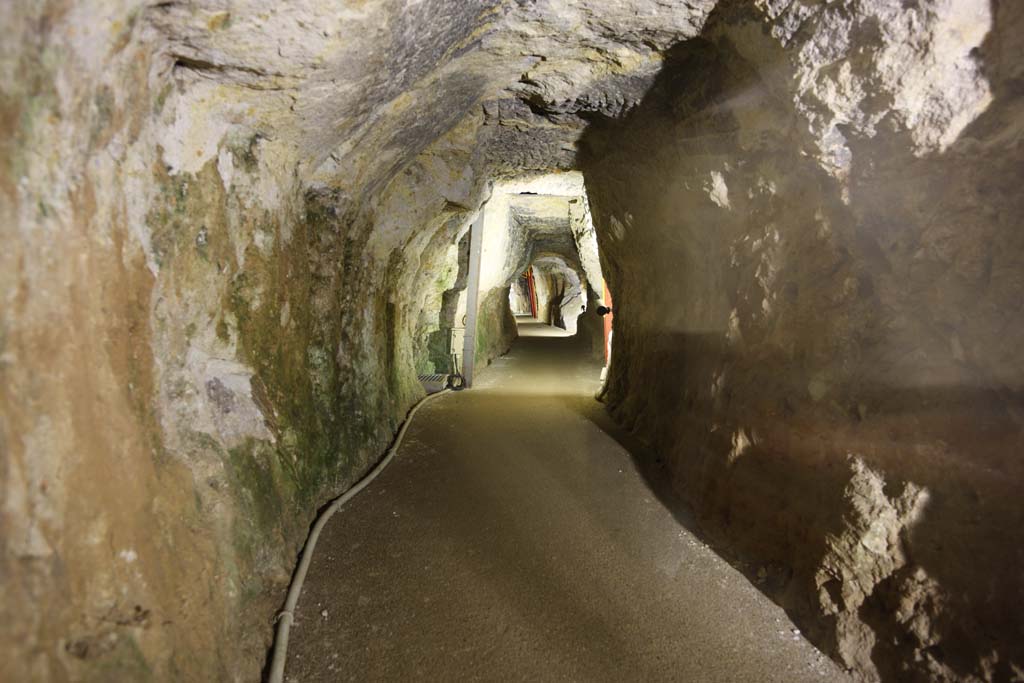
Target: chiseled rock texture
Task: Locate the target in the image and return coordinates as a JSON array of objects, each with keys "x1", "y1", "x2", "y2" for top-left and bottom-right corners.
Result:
[
  {"x1": 580, "y1": 1, "x2": 1024, "y2": 680},
  {"x1": 1, "y1": 0, "x2": 1021, "y2": 681},
  {"x1": 0, "y1": 0, "x2": 712, "y2": 680}
]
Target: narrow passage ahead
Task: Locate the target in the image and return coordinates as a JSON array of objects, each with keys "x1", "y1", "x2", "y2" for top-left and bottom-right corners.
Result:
[{"x1": 285, "y1": 320, "x2": 847, "y2": 681}]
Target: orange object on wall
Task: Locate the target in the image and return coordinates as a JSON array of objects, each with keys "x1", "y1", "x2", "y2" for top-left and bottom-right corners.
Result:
[
  {"x1": 602, "y1": 280, "x2": 613, "y2": 365},
  {"x1": 526, "y1": 267, "x2": 538, "y2": 318}
]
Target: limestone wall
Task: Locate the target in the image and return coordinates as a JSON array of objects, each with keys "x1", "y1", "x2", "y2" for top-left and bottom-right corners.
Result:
[
  {"x1": 532, "y1": 255, "x2": 585, "y2": 333},
  {"x1": 3, "y1": 1, "x2": 649, "y2": 674},
  {"x1": 580, "y1": 2, "x2": 1024, "y2": 679},
  {"x1": 0, "y1": 2, "x2": 493, "y2": 679}
]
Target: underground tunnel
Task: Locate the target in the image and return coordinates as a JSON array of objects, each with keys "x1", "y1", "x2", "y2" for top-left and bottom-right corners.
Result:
[{"x1": 2, "y1": 1, "x2": 1023, "y2": 681}]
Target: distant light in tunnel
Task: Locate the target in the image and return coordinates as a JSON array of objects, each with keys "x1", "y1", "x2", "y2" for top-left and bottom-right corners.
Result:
[{"x1": 515, "y1": 319, "x2": 573, "y2": 338}]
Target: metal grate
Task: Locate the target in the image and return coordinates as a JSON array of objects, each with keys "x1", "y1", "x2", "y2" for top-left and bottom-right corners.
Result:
[{"x1": 418, "y1": 374, "x2": 449, "y2": 383}]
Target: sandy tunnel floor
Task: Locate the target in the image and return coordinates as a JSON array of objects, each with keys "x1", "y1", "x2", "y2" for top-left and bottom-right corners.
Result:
[{"x1": 283, "y1": 320, "x2": 849, "y2": 682}]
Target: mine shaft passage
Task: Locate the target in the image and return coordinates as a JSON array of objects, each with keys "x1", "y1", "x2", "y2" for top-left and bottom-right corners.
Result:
[
  {"x1": 280, "y1": 172, "x2": 840, "y2": 677},
  {"x1": 7, "y1": 2, "x2": 1022, "y2": 681}
]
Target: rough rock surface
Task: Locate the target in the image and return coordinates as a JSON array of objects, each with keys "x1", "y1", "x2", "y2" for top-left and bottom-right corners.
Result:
[
  {"x1": 1, "y1": 0, "x2": 1021, "y2": 681},
  {"x1": 580, "y1": 2, "x2": 1024, "y2": 680},
  {"x1": 531, "y1": 254, "x2": 586, "y2": 333},
  {"x1": 1, "y1": 1, "x2": 713, "y2": 679}
]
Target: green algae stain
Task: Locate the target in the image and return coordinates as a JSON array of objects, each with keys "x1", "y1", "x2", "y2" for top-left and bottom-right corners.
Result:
[
  {"x1": 153, "y1": 83, "x2": 173, "y2": 116},
  {"x1": 227, "y1": 133, "x2": 260, "y2": 173},
  {"x1": 215, "y1": 318, "x2": 231, "y2": 343},
  {"x1": 226, "y1": 439, "x2": 284, "y2": 542},
  {"x1": 223, "y1": 193, "x2": 404, "y2": 510},
  {"x1": 88, "y1": 87, "x2": 116, "y2": 149},
  {"x1": 82, "y1": 633, "x2": 152, "y2": 683}
]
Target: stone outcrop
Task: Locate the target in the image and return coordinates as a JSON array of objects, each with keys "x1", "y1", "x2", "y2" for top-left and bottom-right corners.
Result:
[
  {"x1": 580, "y1": 2, "x2": 1024, "y2": 679},
  {"x1": 531, "y1": 254, "x2": 585, "y2": 332}
]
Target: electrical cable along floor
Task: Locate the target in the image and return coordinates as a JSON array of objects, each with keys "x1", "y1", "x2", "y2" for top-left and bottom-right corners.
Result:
[{"x1": 283, "y1": 321, "x2": 848, "y2": 682}]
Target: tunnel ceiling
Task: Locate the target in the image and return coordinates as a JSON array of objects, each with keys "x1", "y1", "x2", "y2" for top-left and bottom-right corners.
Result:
[
  {"x1": 511, "y1": 194, "x2": 573, "y2": 231},
  {"x1": 152, "y1": 0, "x2": 716, "y2": 198},
  {"x1": 510, "y1": 194, "x2": 581, "y2": 270}
]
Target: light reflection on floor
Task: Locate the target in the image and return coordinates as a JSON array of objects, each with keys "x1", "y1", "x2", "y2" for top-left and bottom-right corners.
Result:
[
  {"x1": 514, "y1": 315, "x2": 572, "y2": 338},
  {"x1": 474, "y1": 316, "x2": 598, "y2": 397}
]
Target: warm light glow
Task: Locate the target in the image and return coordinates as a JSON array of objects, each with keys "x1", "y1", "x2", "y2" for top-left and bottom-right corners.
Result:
[{"x1": 515, "y1": 316, "x2": 573, "y2": 338}]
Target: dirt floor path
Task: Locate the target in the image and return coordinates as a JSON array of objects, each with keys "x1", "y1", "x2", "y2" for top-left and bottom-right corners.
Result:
[{"x1": 283, "y1": 319, "x2": 848, "y2": 682}]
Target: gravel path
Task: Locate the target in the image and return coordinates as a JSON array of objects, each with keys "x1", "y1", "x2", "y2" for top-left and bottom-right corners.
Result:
[{"x1": 284, "y1": 321, "x2": 849, "y2": 682}]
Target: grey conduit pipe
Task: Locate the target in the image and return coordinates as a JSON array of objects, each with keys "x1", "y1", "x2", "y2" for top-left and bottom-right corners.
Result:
[{"x1": 267, "y1": 388, "x2": 452, "y2": 683}]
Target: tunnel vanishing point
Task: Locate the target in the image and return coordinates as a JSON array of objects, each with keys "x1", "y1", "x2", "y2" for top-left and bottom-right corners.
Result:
[{"x1": 2, "y1": 1, "x2": 1023, "y2": 681}]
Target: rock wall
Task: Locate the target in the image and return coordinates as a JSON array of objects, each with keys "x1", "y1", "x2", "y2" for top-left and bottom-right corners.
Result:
[
  {"x1": 532, "y1": 255, "x2": 585, "y2": 333},
  {"x1": 4, "y1": 0, "x2": 702, "y2": 675},
  {"x1": 580, "y1": 2, "x2": 1024, "y2": 680},
  {"x1": 475, "y1": 287, "x2": 518, "y2": 370},
  {"x1": 510, "y1": 275, "x2": 533, "y2": 316},
  {"x1": 0, "y1": 2, "x2": 492, "y2": 679}
]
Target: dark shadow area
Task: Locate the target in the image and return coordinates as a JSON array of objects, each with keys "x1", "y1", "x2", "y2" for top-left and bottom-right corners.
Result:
[{"x1": 569, "y1": 1, "x2": 1024, "y2": 678}]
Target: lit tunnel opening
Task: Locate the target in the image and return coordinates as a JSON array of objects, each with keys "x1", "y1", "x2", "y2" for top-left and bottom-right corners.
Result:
[
  {"x1": 486, "y1": 173, "x2": 609, "y2": 366},
  {"x1": 510, "y1": 254, "x2": 586, "y2": 337},
  {"x1": 426, "y1": 171, "x2": 614, "y2": 388}
]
